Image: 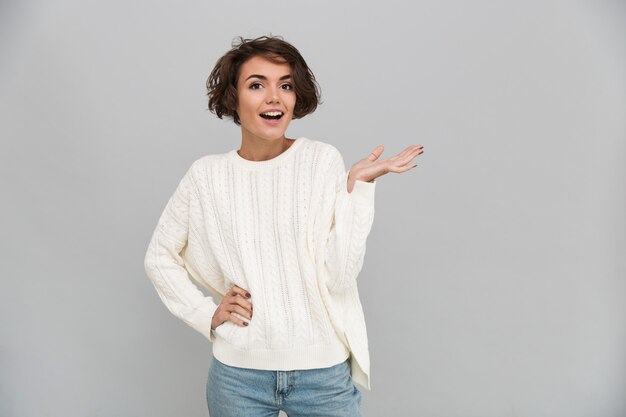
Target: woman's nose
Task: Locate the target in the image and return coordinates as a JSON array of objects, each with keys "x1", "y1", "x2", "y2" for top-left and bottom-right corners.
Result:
[{"x1": 265, "y1": 88, "x2": 279, "y2": 104}]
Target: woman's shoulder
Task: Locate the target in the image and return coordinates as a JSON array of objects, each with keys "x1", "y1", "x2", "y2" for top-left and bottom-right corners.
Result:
[
  {"x1": 174, "y1": 152, "x2": 229, "y2": 185},
  {"x1": 298, "y1": 137, "x2": 343, "y2": 162},
  {"x1": 190, "y1": 151, "x2": 229, "y2": 169}
]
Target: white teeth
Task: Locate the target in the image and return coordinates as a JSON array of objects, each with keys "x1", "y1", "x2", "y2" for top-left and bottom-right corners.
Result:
[{"x1": 261, "y1": 111, "x2": 283, "y2": 116}]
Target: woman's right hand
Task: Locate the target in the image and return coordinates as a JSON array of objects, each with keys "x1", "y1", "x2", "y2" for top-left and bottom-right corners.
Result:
[{"x1": 211, "y1": 284, "x2": 253, "y2": 330}]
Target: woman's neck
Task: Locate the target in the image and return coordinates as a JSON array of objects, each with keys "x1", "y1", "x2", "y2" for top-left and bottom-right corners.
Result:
[{"x1": 237, "y1": 134, "x2": 295, "y2": 162}]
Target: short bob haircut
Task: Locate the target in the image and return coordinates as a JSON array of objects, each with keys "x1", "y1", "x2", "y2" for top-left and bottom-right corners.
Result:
[{"x1": 206, "y1": 35, "x2": 321, "y2": 125}]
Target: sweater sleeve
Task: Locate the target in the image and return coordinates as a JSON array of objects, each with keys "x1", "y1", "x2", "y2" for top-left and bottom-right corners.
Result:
[
  {"x1": 322, "y1": 149, "x2": 376, "y2": 293},
  {"x1": 143, "y1": 163, "x2": 219, "y2": 342}
]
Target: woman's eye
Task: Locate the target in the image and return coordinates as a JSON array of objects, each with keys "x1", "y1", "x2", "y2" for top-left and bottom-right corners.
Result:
[
  {"x1": 281, "y1": 83, "x2": 293, "y2": 90},
  {"x1": 250, "y1": 83, "x2": 262, "y2": 89}
]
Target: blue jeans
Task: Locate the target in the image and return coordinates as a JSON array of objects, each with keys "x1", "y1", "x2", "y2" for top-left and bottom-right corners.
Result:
[{"x1": 206, "y1": 357, "x2": 363, "y2": 417}]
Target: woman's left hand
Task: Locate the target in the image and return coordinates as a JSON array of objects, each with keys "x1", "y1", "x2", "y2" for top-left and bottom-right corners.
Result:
[{"x1": 347, "y1": 144, "x2": 424, "y2": 192}]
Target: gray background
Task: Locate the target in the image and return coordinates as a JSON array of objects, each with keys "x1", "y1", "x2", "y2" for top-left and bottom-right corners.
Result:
[{"x1": 1, "y1": 0, "x2": 624, "y2": 416}]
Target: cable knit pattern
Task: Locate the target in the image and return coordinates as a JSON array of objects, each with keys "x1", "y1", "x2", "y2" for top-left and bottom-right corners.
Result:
[{"x1": 143, "y1": 137, "x2": 376, "y2": 390}]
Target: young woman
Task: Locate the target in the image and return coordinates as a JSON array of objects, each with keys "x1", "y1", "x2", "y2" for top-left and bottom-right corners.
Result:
[{"x1": 144, "y1": 35, "x2": 424, "y2": 417}]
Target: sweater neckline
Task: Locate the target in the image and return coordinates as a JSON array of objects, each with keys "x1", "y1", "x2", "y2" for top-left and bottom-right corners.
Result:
[{"x1": 228, "y1": 137, "x2": 306, "y2": 170}]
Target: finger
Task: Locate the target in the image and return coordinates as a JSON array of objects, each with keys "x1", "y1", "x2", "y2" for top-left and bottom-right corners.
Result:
[
  {"x1": 388, "y1": 154, "x2": 421, "y2": 170},
  {"x1": 232, "y1": 293, "x2": 253, "y2": 313},
  {"x1": 226, "y1": 285, "x2": 240, "y2": 297},
  {"x1": 387, "y1": 164, "x2": 416, "y2": 173},
  {"x1": 401, "y1": 144, "x2": 420, "y2": 153},
  {"x1": 218, "y1": 309, "x2": 248, "y2": 327},
  {"x1": 404, "y1": 144, "x2": 423, "y2": 154},
  {"x1": 392, "y1": 145, "x2": 419, "y2": 161},
  {"x1": 232, "y1": 304, "x2": 253, "y2": 320},
  {"x1": 226, "y1": 310, "x2": 249, "y2": 327},
  {"x1": 396, "y1": 146, "x2": 424, "y2": 165},
  {"x1": 410, "y1": 147, "x2": 424, "y2": 162},
  {"x1": 368, "y1": 145, "x2": 384, "y2": 161},
  {"x1": 229, "y1": 284, "x2": 251, "y2": 299}
]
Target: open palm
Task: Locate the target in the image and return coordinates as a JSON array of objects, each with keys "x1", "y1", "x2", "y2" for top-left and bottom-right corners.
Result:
[{"x1": 348, "y1": 144, "x2": 424, "y2": 186}]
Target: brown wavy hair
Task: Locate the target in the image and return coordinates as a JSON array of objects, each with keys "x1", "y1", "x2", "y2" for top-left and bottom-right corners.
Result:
[{"x1": 206, "y1": 35, "x2": 321, "y2": 125}]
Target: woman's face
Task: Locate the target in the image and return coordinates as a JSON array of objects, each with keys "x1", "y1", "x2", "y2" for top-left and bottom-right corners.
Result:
[{"x1": 236, "y1": 55, "x2": 296, "y2": 142}]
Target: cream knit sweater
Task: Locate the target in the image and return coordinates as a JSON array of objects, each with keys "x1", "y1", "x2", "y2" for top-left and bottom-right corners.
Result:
[{"x1": 143, "y1": 137, "x2": 376, "y2": 390}]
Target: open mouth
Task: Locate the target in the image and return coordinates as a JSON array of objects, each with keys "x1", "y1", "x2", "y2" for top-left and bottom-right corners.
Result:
[{"x1": 259, "y1": 111, "x2": 284, "y2": 120}]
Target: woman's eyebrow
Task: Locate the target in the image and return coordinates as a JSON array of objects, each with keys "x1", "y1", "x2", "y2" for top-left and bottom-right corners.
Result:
[{"x1": 245, "y1": 74, "x2": 292, "y2": 81}]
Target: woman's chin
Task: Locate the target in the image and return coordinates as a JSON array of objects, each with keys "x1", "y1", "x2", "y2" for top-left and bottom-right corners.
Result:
[{"x1": 243, "y1": 124, "x2": 290, "y2": 141}]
